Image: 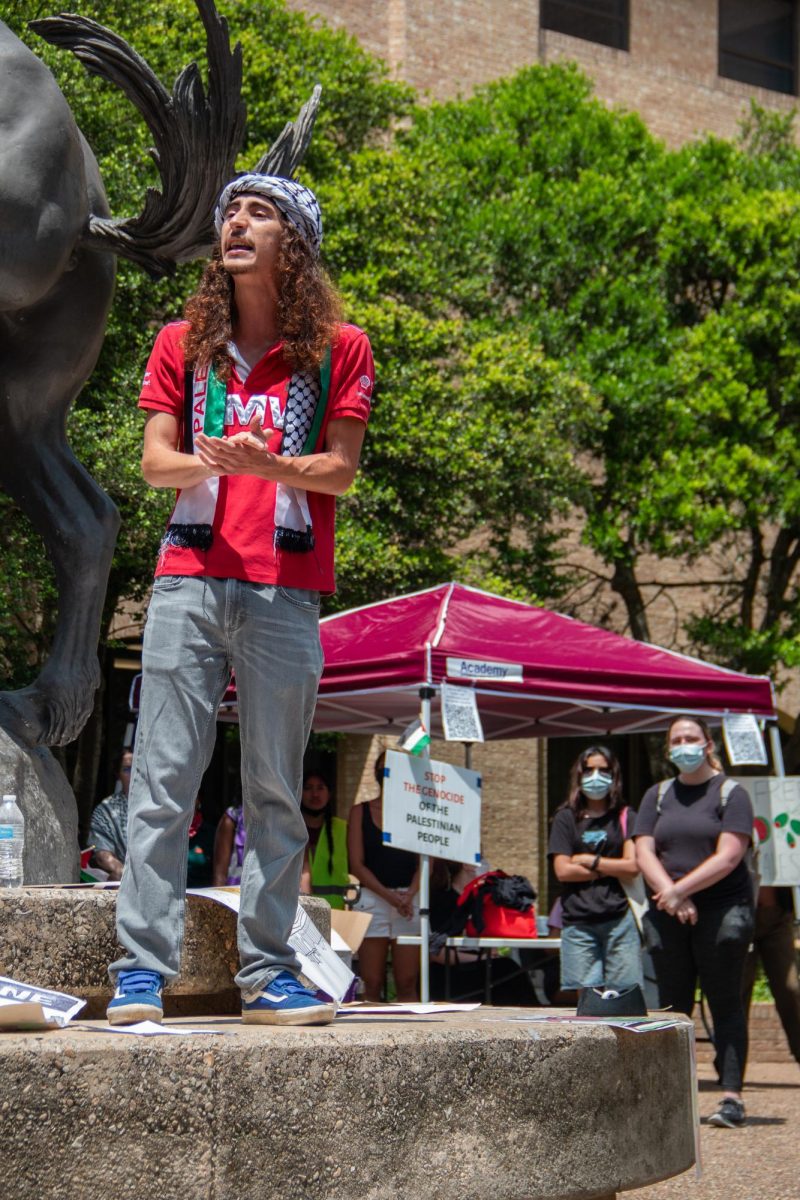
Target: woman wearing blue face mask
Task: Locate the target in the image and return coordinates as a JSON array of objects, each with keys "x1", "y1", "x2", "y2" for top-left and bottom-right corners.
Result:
[
  {"x1": 548, "y1": 746, "x2": 643, "y2": 996},
  {"x1": 635, "y1": 714, "x2": 754, "y2": 1130}
]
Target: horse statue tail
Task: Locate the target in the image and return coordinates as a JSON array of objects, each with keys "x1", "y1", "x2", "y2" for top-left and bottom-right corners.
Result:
[{"x1": 31, "y1": 0, "x2": 320, "y2": 279}]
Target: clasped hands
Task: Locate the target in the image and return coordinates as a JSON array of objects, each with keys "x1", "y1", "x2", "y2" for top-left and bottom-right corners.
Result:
[
  {"x1": 195, "y1": 414, "x2": 275, "y2": 476},
  {"x1": 653, "y1": 883, "x2": 698, "y2": 925},
  {"x1": 390, "y1": 890, "x2": 415, "y2": 919},
  {"x1": 572, "y1": 854, "x2": 698, "y2": 925}
]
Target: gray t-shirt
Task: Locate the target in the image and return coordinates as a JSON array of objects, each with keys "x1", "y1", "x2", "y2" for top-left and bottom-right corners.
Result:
[
  {"x1": 88, "y1": 790, "x2": 128, "y2": 861},
  {"x1": 635, "y1": 774, "x2": 752, "y2": 909}
]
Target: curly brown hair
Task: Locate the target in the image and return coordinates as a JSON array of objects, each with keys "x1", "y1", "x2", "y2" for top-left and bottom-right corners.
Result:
[{"x1": 182, "y1": 219, "x2": 342, "y2": 379}]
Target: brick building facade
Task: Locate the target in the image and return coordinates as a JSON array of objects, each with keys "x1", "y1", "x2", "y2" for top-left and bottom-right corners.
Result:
[{"x1": 287, "y1": 0, "x2": 800, "y2": 147}]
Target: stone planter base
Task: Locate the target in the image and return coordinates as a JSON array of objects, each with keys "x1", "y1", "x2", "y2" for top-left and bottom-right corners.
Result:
[
  {"x1": 0, "y1": 1009, "x2": 696, "y2": 1200},
  {"x1": 0, "y1": 887, "x2": 329, "y2": 1017}
]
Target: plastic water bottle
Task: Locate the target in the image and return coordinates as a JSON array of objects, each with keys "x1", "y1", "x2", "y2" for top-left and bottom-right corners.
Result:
[{"x1": 0, "y1": 794, "x2": 25, "y2": 887}]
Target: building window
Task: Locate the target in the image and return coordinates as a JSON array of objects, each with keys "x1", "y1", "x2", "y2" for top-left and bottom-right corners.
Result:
[
  {"x1": 540, "y1": 0, "x2": 629, "y2": 52},
  {"x1": 719, "y1": 0, "x2": 796, "y2": 95}
]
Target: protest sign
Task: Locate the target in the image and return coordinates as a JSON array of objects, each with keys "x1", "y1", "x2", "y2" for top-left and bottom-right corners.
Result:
[
  {"x1": 732, "y1": 776, "x2": 800, "y2": 885},
  {"x1": 382, "y1": 749, "x2": 481, "y2": 864}
]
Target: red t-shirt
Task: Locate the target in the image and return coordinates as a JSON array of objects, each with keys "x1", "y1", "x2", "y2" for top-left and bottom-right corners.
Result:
[{"x1": 139, "y1": 321, "x2": 373, "y2": 593}]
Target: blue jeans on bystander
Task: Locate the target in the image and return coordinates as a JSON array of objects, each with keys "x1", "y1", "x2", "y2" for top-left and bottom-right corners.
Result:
[{"x1": 559, "y1": 908, "x2": 643, "y2": 991}]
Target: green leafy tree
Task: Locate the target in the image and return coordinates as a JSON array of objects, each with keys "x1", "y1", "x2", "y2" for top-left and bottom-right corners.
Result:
[{"x1": 375, "y1": 73, "x2": 800, "y2": 712}]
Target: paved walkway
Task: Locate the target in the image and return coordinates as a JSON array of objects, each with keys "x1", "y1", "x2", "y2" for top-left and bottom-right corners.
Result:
[{"x1": 627, "y1": 1060, "x2": 800, "y2": 1200}]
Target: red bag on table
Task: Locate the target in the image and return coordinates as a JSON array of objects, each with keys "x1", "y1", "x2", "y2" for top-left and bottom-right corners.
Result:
[{"x1": 456, "y1": 869, "x2": 538, "y2": 938}]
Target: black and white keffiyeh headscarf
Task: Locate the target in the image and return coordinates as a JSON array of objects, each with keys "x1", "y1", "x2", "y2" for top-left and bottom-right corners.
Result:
[{"x1": 214, "y1": 174, "x2": 323, "y2": 255}]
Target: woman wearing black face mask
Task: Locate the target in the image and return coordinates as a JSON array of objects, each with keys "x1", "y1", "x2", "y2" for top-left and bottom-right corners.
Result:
[
  {"x1": 634, "y1": 714, "x2": 755, "y2": 1129},
  {"x1": 548, "y1": 745, "x2": 642, "y2": 997}
]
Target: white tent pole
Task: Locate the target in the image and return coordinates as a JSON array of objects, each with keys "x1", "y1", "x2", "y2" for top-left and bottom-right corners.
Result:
[{"x1": 418, "y1": 684, "x2": 435, "y2": 1003}]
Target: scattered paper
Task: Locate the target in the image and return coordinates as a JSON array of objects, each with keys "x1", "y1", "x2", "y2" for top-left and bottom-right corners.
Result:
[
  {"x1": 338, "y1": 1002, "x2": 481, "y2": 1016},
  {"x1": 187, "y1": 888, "x2": 356, "y2": 1005},
  {"x1": 82, "y1": 1020, "x2": 226, "y2": 1037},
  {"x1": 484, "y1": 1013, "x2": 688, "y2": 1033},
  {"x1": 0, "y1": 976, "x2": 86, "y2": 1030},
  {"x1": 289, "y1": 903, "x2": 355, "y2": 1003}
]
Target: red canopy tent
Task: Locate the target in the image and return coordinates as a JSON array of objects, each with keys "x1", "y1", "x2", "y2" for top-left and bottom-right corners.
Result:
[
  {"x1": 314, "y1": 581, "x2": 776, "y2": 1001},
  {"x1": 313, "y1": 582, "x2": 776, "y2": 739},
  {"x1": 128, "y1": 581, "x2": 776, "y2": 734}
]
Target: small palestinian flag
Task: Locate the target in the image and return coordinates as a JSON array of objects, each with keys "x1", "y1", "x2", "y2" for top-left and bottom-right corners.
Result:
[{"x1": 397, "y1": 718, "x2": 431, "y2": 757}]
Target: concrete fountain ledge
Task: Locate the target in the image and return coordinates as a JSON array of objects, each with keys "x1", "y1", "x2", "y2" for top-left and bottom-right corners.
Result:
[
  {"x1": 0, "y1": 886, "x2": 330, "y2": 1017},
  {"x1": 0, "y1": 1009, "x2": 696, "y2": 1200}
]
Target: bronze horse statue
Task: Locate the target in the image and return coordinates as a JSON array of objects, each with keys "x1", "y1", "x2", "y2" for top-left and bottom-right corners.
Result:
[{"x1": 0, "y1": 2, "x2": 319, "y2": 748}]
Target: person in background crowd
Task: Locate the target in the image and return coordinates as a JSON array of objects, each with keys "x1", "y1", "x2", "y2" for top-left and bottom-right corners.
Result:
[
  {"x1": 186, "y1": 793, "x2": 216, "y2": 888},
  {"x1": 348, "y1": 751, "x2": 420, "y2": 1002},
  {"x1": 743, "y1": 886, "x2": 800, "y2": 1070},
  {"x1": 214, "y1": 771, "x2": 351, "y2": 902},
  {"x1": 300, "y1": 769, "x2": 350, "y2": 908},
  {"x1": 635, "y1": 714, "x2": 755, "y2": 1129},
  {"x1": 213, "y1": 800, "x2": 246, "y2": 886},
  {"x1": 89, "y1": 750, "x2": 133, "y2": 881},
  {"x1": 548, "y1": 745, "x2": 643, "y2": 996}
]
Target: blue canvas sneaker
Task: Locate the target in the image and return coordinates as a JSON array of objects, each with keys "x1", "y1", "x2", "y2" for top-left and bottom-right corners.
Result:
[
  {"x1": 107, "y1": 969, "x2": 165, "y2": 1025},
  {"x1": 242, "y1": 970, "x2": 335, "y2": 1026}
]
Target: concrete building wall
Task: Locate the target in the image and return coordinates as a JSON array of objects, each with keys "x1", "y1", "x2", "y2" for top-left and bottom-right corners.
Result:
[{"x1": 289, "y1": 0, "x2": 800, "y2": 146}]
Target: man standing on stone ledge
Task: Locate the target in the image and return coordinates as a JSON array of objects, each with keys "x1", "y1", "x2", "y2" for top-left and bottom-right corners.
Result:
[{"x1": 107, "y1": 174, "x2": 373, "y2": 1026}]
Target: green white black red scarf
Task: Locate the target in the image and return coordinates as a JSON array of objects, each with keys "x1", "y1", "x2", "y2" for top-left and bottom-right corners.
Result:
[{"x1": 163, "y1": 348, "x2": 330, "y2": 554}]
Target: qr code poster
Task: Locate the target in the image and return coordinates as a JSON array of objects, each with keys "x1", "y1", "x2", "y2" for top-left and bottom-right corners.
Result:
[
  {"x1": 722, "y1": 714, "x2": 768, "y2": 766},
  {"x1": 441, "y1": 682, "x2": 484, "y2": 743},
  {"x1": 733, "y1": 776, "x2": 800, "y2": 886}
]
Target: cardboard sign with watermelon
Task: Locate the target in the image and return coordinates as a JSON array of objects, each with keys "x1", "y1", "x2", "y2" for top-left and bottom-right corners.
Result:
[{"x1": 734, "y1": 777, "x2": 800, "y2": 886}]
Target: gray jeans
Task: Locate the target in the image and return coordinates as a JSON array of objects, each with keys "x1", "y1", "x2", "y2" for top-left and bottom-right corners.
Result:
[{"x1": 111, "y1": 576, "x2": 323, "y2": 994}]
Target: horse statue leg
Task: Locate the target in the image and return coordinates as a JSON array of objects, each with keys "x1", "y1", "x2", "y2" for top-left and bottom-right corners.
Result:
[{"x1": 0, "y1": 24, "x2": 118, "y2": 746}]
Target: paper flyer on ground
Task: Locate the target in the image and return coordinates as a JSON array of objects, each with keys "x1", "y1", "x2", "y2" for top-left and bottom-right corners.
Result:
[
  {"x1": 488, "y1": 1012, "x2": 690, "y2": 1033},
  {"x1": 0, "y1": 975, "x2": 86, "y2": 1030},
  {"x1": 187, "y1": 887, "x2": 355, "y2": 1004},
  {"x1": 83, "y1": 1020, "x2": 226, "y2": 1037},
  {"x1": 338, "y1": 1002, "x2": 481, "y2": 1016}
]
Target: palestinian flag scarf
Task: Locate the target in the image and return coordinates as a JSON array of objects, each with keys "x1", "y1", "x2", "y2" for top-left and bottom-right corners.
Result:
[{"x1": 163, "y1": 348, "x2": 331, "y2": 553}]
